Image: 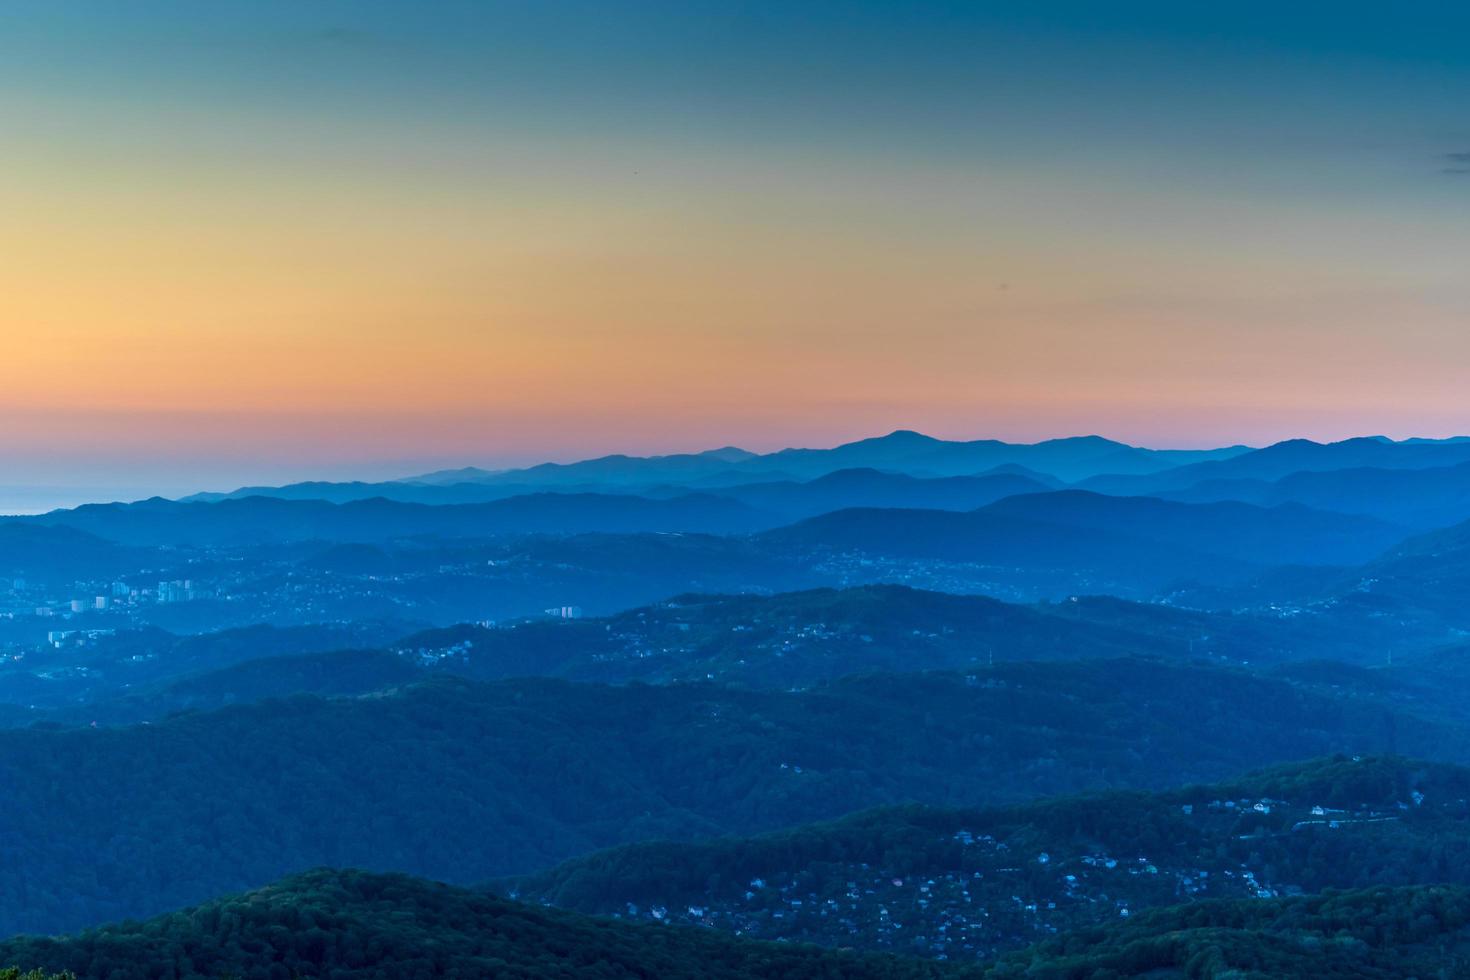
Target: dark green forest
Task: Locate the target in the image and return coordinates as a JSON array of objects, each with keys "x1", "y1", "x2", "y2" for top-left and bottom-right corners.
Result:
[
  {"x1": 512, "y1": 755, "x2": 1470, "y2": 903},
  {"x1": 0, "y1": 659, "x2": 1458, "y2": 936},
  {"x1": 0, "y1": 870, "x2": 960, "y2": 980},
  {"x1": 988, "y1": 885, "x2": 1470, "y2": 979},
  {"x1": 6, "y1": 869, "x2": 1470, "y2": 980},
  {"x1": 506, "y1": 755, "x2": 1470, "y2": 956}
]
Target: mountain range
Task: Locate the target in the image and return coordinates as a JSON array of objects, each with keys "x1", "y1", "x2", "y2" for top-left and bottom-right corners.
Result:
[
  {"x1": 399, "y1": 432, "x2": 1251, "y2": 488},
  {"x1": 9, "y1": 427, "x2": 1470, "y2": 971},
  {"x1": 169, "y1": 431, "x2": 1470, "y2": 512}
]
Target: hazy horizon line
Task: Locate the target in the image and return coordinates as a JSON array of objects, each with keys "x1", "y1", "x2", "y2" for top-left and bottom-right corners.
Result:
[{"x1": 4, "y1": 427, "x2": 1470, "y2": 517}]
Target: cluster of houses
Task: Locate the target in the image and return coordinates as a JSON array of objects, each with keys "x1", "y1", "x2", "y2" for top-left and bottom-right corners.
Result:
[{"x1": 593, "y1": 787, "x2": 1451, "y2": 961}]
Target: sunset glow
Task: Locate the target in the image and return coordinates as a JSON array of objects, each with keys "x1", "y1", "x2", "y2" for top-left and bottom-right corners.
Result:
[{"x1": 5, "y1": 2, "x2": 1470, "y2": 490}]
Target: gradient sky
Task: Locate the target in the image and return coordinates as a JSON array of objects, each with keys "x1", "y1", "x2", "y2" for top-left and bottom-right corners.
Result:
[{"x1": 4, "y1": 1, "x2": 1470, "y2": 494}]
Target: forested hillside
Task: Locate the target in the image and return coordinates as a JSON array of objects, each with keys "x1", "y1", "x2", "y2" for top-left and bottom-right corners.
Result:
[
  {"x1": 987, "y1": 885, "x2": 1470, "y2": 978},
  {"x1": 4, "y1": 871, "x2": 1469, "y2": 980},
  {"x1": 507, "y1": 755, "x2": 1470, "y2": 958},
  {"x1": 0, "y1": 869, "x2": 962, "y2": 980},
  {"x1": 1, "y1": 661, "x2": 1460, "y2": 936}
]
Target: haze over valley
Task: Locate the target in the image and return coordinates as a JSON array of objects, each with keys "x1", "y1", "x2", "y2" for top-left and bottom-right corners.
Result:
[
  {"x1": 8, "y1": 1, "x2": 1470, "y2": 976},
  {"x1": 5, "y1": 429, "x2": 1470, "y2": 974}
]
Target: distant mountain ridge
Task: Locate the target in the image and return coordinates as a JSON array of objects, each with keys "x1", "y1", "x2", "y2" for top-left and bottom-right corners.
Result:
[
  {"x1": 758, "y1": 491, "x2": 1407, "y2": 598},
  {"x1": 168, "y1": 432, "x2": 1470, "y2": 533},
  {"x1": 182, "y1": 430, "x2": 1253, "y2": 503},
  {"x1": 10, "y1": 492, "x2": 775, "y2": 546},
  {"x1": 20, "y1": 475, "x2": 1407, "y2": 563},
  {"x1": 1081, "y1": 434, "x2": 1470, "y2": 495},
  {"x1": 180, "y1": 466, "x2": 1059, "y2": 513},
  {"x1": 1157, "y1": 458, "x2": 1470, "y2": 529}
]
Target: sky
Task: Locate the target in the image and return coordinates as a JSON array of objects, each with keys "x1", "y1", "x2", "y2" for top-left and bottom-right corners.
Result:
[{"x1": 3, "y1": 1, "x2": 1470, "y2": 498}]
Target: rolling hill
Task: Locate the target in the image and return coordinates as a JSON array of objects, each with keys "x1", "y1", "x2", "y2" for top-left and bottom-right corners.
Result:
[
  {"x1": 13, "y1": 581, "x2": 1450, "y2": 729},
  {"x1": 388, "y1": 585, "x2": 1191, "y2": 689},
  {"x1": 986, "y1": 884, "x2": 1470, "y2": 978},
  {"x1": 748, "y1": 432, "x2": 1239, "y2": 482},
  {"x1": 9, "y1": 492, "x2": 776, "y2": 547},
  {"x1": 506, "y1": 755, "x2": 1470, "y2": 958},
  {"x1": 0, "y1": 524, "x2": 148, "y2": 585},
  {"x1": 1159, "y1": 459, "x2": 1470, "y2": 530},
  {"x1": 0, "y1": 868, "x2": 960, "y2": 980},
  {"x1": 759, "y1": 506, "x2": 1254, "y2": 599},
  {"x1": 1081, "y1": 435, "x2": 1470, "y2": 496},
  {"x1": 700, "y1": 468, "x2": 1055, "y2": 520},
  {"x1": 200, "y1": 431, "x2": 1252, "y2": 501},
  {"x1": 0, "y1": 869, "x2": 1465, "y2": 979},
  {"x1": 981, "y1": 491, "x2": 1406, "y2": 566},
  {"x1": 0, "y1": 659, "x2": 1460, "y2": 936},
  {"x1": 757, "y1": 493, "x2": 1407, "y2": 599},
  {"x1": 186, "y1": 466, "x2": 1062, "y2": 514},
  {"x1": 0, "y1": 622, "x2": 414, "y2": 722},
  {"x1": 1302, "y1": 515, "x2": 1470, "y2": 631}
]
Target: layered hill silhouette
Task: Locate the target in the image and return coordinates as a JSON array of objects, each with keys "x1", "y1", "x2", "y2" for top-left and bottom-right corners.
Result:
[
  {"x1": 180, "y1": 466, "x2": 1063, "y2": 511},
  {"x1": 30, "y1": 471, "x2": 1073, "y2": 544},
  {"x1": 688, "y1": 468, "x2": 1057, "y2": 519},
  {"x1": 178, "y1": 430, "x2": 1258, "y2": 505},
  {"x1": 759, "y1": 492, "x2": 1406, "y2": 597},
  {"x1": 384, "y1": 585, "x2": 1191, "y2": 690},
  {"x1": 5, "y1": 479, "x2": 1427, "y2": 622},
  {"x1": 1080, "y1": 435, "x2": 1470, "y2": 495},
  {"x1": 0, "y1": 622, "x2": 411, "y2": 724},
  {"x1": 10, "y1": 492, "x2": 775, "y2": 547},
  {"x1": 0, "y1": 659, "x2": 1461, "y2": 936},
  {"x1": 11, "y1": 582, "x2": 1447, "y2": 729},
  {"x1": 1158, "y1": 459, "x2": 1470, "y2": 529},
  {"x1": 175, "y1": 432, "x2": 1470, "y2": 517},
  {"x1": 401, "y1": 431, "x2": 1248, "y2": 488}
]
